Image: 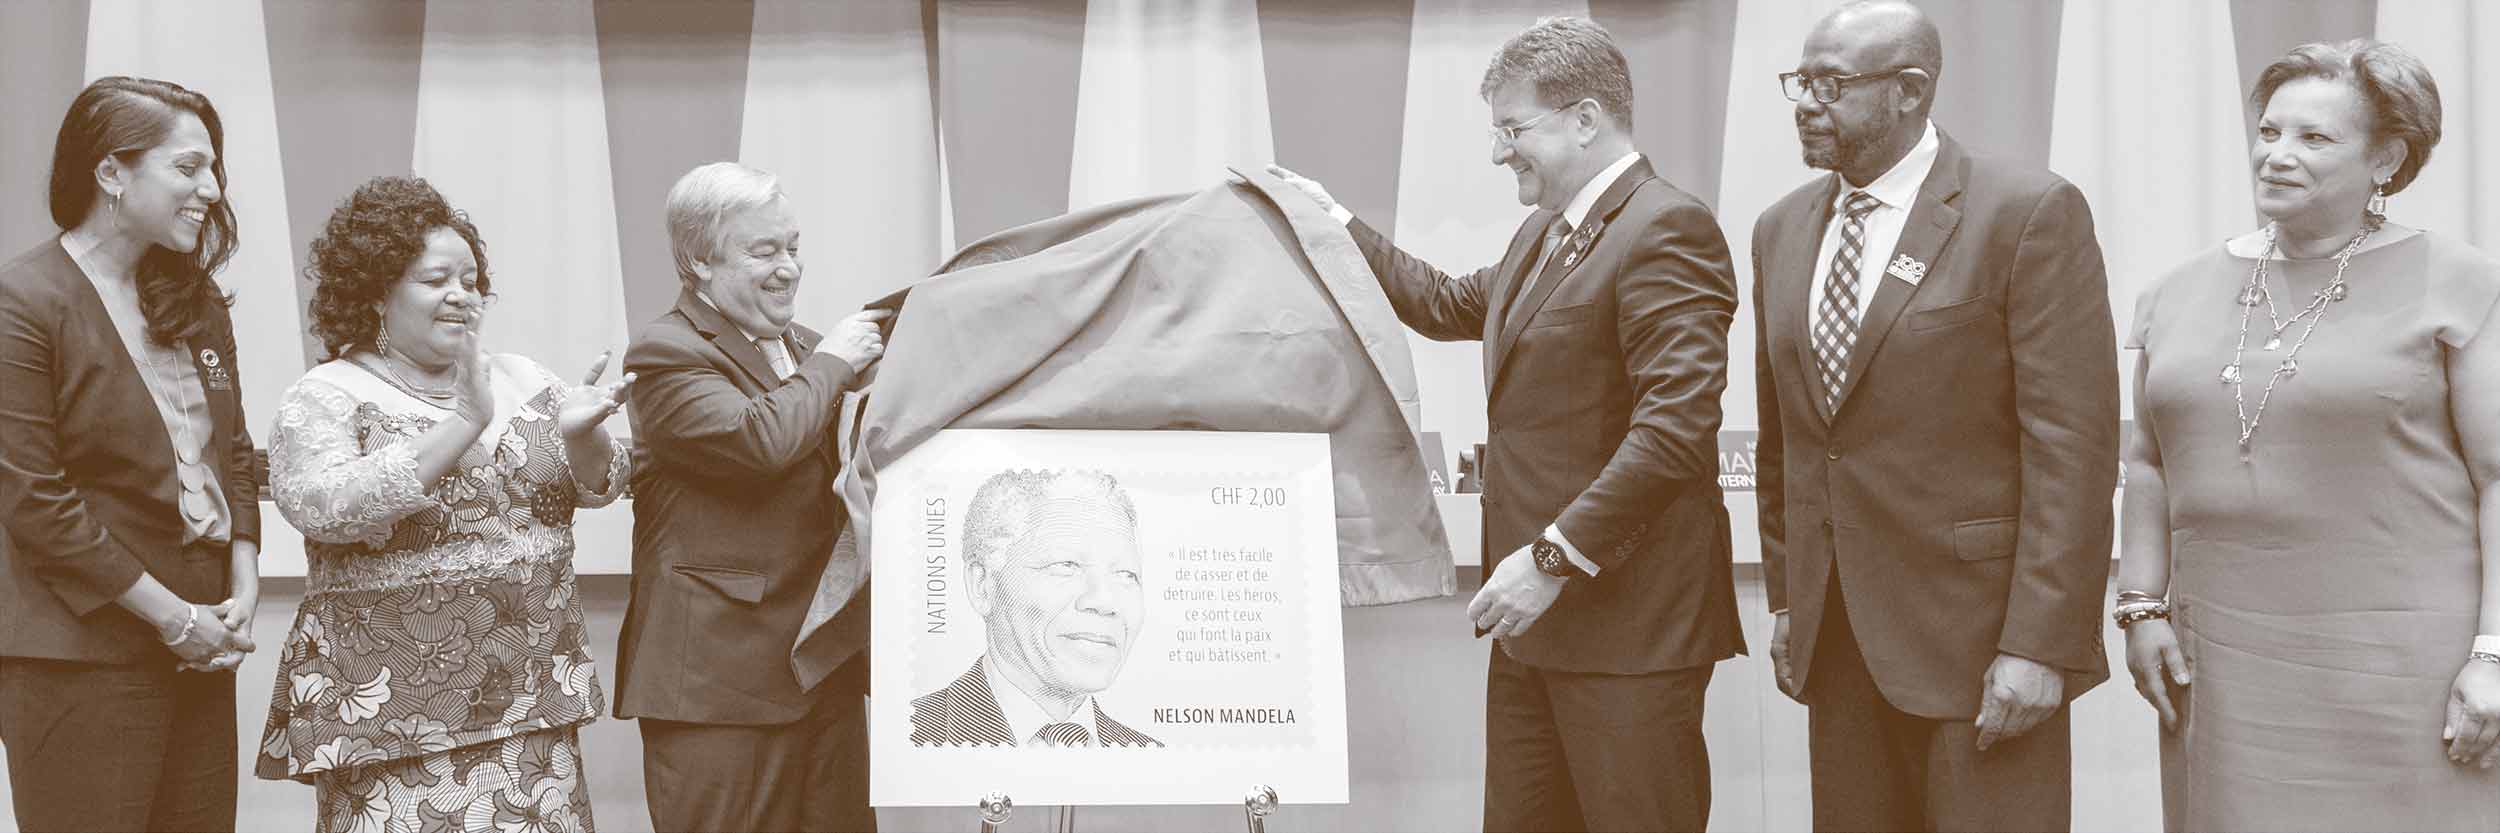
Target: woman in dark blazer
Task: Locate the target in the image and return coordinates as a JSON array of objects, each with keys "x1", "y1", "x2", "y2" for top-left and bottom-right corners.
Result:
[{"x1": 0, "y1": 76, "x2": 262, "y2": 833}]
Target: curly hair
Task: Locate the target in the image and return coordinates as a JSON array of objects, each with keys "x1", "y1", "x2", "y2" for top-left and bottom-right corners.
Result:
[
  {"x1": 48, "y1": 76, "x2": 237, "y2": 348},
  {"x1": 304, "y1": 176, "x2": 491, "y2": 360}
]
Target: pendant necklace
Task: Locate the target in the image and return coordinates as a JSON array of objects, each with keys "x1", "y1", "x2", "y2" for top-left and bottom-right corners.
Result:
[{"x1": 2224, "y1": 220, "x2": 2372, "y2": 456}]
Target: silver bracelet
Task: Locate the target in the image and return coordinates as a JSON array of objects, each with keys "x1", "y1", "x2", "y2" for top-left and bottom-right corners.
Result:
[
  {"x1": 2471, "y1": 652, "x2": 2500, "y2": 666},
  {"x1": 160, "y1": 605, "x2": 197, "y2": 647}
]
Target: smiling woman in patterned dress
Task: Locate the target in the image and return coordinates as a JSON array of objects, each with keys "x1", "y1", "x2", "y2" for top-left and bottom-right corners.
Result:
[{"x1": 255, "y1": 176, "x2": 632, "y2": 833}]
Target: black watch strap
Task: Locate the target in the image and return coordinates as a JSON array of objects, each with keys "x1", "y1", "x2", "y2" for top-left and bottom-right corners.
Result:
[{"x1": 1531, "y1": 535, "x2": 1579, "y2": 578}]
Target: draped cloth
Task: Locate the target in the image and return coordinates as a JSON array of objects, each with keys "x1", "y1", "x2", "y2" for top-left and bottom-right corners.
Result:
[{"x1": 791, "y1": 168, "x2": 1455, "y2": 684}]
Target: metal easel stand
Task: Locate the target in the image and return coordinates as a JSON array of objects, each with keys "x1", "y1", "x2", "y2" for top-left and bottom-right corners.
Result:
[
  {"x1": 972, "y1": 784, "x2": 1279, "y2": 832},
  {"x1": 977, "y1": 792, "x2": 1012, "y2": 833},
  {"x1": 1242, "y1": 785, "x2": 1280, "y2": 833}
]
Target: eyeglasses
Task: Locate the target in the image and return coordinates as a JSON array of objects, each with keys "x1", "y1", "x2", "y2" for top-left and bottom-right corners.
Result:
[
  {"x1": 1487, "y1": 100, "x2": 1587, "y2": 146},
  {"x1": 1779, "y1": 67, "x2": 1914, "y2": 104}
]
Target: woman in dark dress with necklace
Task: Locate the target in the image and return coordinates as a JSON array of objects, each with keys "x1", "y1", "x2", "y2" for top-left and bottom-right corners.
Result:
[
  {"x1": 255, "y1": 176, "x2": 633, "y2": 833},
  {"x1": 2118, "y1": 40, "x2": 2500, "y2": 832}
]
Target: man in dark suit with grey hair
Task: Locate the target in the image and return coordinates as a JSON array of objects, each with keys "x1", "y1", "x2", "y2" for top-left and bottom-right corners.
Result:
[{"x1": 616, "y1": 161, "x2": 891, "y2": 832}]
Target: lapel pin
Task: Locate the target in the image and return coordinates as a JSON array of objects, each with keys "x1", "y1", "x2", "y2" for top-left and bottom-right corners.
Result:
[
  {"x1": 1561, "y1": 221, "x2": 1602, "y2": 269},
  {"x1": 1885, "y1": 254, "x2": 1927, "y2": 286}
]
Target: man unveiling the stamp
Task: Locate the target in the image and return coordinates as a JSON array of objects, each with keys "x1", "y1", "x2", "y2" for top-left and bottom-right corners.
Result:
[{"x1": 1271, "y1": 15, "x2": 1746, "y2": 831}]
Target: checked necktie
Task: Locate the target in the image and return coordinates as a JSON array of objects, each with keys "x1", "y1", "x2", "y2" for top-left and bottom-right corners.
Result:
[{"x1": 1813, "y1": 192, "x2": 1883, "y2": 417}]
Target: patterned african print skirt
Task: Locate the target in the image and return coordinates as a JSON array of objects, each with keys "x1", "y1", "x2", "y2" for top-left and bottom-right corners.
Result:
[{"x1": 313, "y1": 727, "x2": 592, "y2": 833}]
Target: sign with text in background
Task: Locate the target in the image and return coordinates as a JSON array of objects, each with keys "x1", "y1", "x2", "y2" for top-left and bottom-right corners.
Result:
[{"x1": 868, "y1": 430, "x2": 1350, "y2": 806}]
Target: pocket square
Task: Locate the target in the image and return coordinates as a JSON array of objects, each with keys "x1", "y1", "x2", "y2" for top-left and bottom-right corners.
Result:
[{"x1": 1886, "y1": 253, "x2": 1927, "y2": 286}]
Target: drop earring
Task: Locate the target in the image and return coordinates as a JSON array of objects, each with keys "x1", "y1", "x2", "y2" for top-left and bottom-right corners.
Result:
[
  {"x1": 375, "y1": 324, "x2": 391, "y2": 356},
  {"x1": 2365, "y1": 181, "x2": 2389, "y2": 230}
]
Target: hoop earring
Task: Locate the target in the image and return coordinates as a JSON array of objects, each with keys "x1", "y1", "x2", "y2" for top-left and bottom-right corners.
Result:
[{"x1": 2364, "y1": 181, "x2": 2389, "y2": 230}]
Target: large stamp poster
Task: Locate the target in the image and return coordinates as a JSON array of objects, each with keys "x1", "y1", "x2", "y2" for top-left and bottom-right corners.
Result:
[{"x1": 869, "y1": 430, "x2": 1351, "y2": 807}]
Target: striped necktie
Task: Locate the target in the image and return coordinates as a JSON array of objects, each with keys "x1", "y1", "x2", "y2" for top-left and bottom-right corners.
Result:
[
  {"x1": 756, "y1": 335, "x2": 795, "y2": 380},
  {"x1": 1508, "y1": 215, "x2": 1573, "y2": 331},
  {"x1": 1033, "y1": 722, "x2": 1091, "y2": 747},
  {"x1": 1813, "y1": 192, "x2": 1883, "y2": 416}
]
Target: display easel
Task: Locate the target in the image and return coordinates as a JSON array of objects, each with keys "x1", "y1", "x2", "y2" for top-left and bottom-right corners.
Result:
[{"x1": 974, "y1": 785, "x2": 1279, "y2": 832}]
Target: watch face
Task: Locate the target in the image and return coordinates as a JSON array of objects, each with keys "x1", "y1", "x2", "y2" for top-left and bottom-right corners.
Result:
[{"x1": 1533, "y1": 539, "x2": 1569, "y2": 575}]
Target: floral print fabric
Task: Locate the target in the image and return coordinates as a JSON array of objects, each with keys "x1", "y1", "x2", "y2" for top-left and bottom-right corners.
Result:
[
  {"x1": 314, "y1": 726, "x2": 593, "y2": 833},
  {"x1": 258, "y1": 356, "x2": 625, "y2": 793}
]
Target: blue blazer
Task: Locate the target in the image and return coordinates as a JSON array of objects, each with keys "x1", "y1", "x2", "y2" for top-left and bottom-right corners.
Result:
[{"x1": 0, "y1": 238, "x2": 260, "y2": 662}]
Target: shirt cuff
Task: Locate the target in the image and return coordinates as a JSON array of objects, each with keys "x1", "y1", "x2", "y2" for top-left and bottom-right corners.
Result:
[
  {"x1": 1327, "y1": 204, "x2": 1353, "y2": 226},
  {"x1": 1546, "y1": 524, "x2": 1599, "y2": 577}
]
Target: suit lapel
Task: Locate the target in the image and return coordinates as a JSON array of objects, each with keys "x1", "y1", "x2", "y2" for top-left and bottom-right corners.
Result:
[
  {"x1": 1090, "y1": 701, "x2": 1159, "y2": 747},
  {"x1": 1487, "y1": 158, "x2": 1653, "y2": 400},
  {"x1": 56, "y1": 252, "x2": 181, "y2": 495},
  {"x1": 1785, "y1": 175, "x2": 1842, "y2": 428},
  {"x1": 1481, "y1": 211, "x2": 1551, "y2": 385},
  {"x1": 187, "y1": 329, "x2": 244, "y2": 485},
  {"x1": 1831, "y1": 138, "x2": 1967, "y2": 417},
  {"x1": 961, "y1": 663, "x2": 1018, "y2": 746},
  {"x1": 674, "y1": 288, "x2": 781, "y2": 389}
]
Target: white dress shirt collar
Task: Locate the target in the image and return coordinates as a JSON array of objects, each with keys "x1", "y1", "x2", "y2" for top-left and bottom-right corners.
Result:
[
  {"x1": 982, "y1": 656, "x2": 1100, "y2": 747},
  {"x1": 1560, "y1": 151, "x2": 1644, "y2": 230},
  {"x1": 1805, "y1": 120, "x2": 1940, "y2": 342},
  {"x1": 1832, "y1": 120, "x2": 1938, "y2": 215}
]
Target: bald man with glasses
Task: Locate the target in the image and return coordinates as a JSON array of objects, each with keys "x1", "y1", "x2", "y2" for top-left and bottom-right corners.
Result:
[{"x1": 1750, "y1": 3, "x2": 2118, "y2": 830}]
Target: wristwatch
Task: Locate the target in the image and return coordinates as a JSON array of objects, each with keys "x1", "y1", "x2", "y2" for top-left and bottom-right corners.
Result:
[{"x1": 1529, "y1": 534, "x2": 1579, "y2": 579}]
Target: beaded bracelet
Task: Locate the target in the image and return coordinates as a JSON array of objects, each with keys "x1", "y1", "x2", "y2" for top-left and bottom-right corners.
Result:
[
  {"x1": 2114, "y1": 602, "x2": 2171, "y2": 629},
  {"x1": 2472, "y1": 652, "x2": 2500, "y2": 666}
]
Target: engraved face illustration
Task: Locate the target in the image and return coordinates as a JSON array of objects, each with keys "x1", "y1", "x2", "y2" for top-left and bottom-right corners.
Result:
[{"x1": 965, "y1": 471, "x2": 1145, "y2": 702}]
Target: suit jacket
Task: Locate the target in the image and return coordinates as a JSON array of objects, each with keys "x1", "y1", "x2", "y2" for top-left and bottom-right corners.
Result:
[
  {"x1": 908, "y1": 658, "x2": 1163, "y2": 748},
  {"x1": 615, "y1": 288, "x2": 865, "y2": 726},
  {"x1": 1350, "y1": 156, "x2": 1746, "y2": 674},
  {"x1": 1752, "y1": 133, "x2": 2117, "y2": 719},
  {"x1": 0, "y1": 239, "x2": 260, "y2": 662}
]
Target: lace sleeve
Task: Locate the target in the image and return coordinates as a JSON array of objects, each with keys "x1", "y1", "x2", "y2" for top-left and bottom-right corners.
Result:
[
  {"x1": 576, "y1": 435, "x2": 631, "y2": 509},
  {"x1": 268, "y1": 378, "x2": 432, "y2": 544}
]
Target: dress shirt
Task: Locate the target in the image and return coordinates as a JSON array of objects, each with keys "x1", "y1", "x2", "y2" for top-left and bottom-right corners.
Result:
[
  {"x1": 984, "y1": 659, "x2": 1101, "y2": 748},
  {"x1": 1805, "y1": 120, "x2": 1939, "y2": 340}
]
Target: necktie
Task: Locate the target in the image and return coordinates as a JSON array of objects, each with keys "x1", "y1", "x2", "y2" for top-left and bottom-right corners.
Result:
[
  {"x1": 1033, "y1": 722, "x2": 1091, "y2": 747},
  {"x1": 1813, "y1": 192, "x2": 1883, "y2": 417},
  {"x1": 1508, "y1": 215, "x2": 1574, "y2": 331},
  {"x1": 757, "y1": 336, "x2": 795, "y2": 380}
]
